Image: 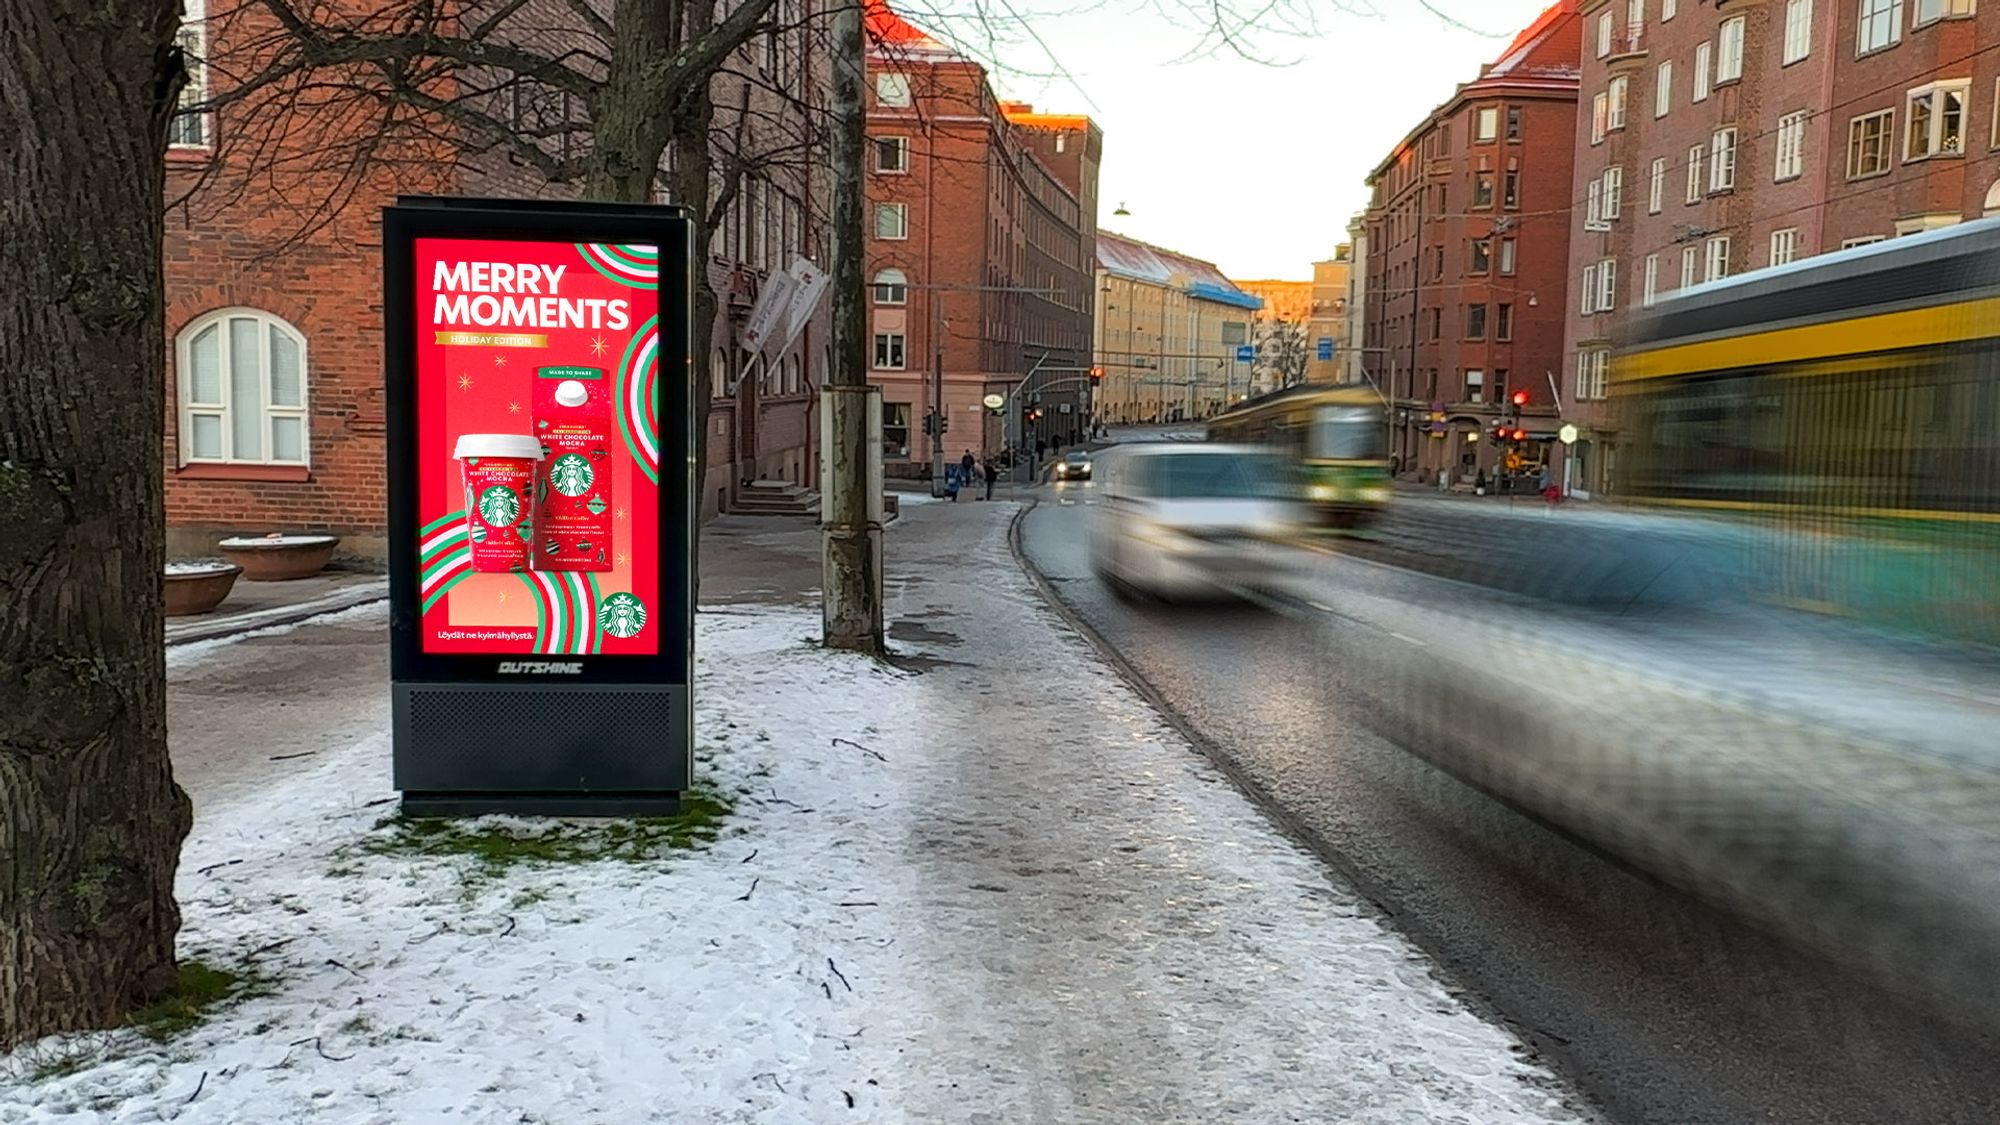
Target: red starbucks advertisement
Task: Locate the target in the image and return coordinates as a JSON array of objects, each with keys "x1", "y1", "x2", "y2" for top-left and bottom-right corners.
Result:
[{"x1": 413, "y1": 238, "x2": 661, "y2": 656}]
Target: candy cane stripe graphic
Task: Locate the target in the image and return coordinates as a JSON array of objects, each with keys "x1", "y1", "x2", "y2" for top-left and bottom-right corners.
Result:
[
  {"x1": 575, "y1": 243, "x2": 658, "y2": 288},
  {"x1": 617, "y1": 316, "x2": 661, "y2": 483},
  {"x1": 420, "y1": 511, "x2": 473, "y2": 614}
]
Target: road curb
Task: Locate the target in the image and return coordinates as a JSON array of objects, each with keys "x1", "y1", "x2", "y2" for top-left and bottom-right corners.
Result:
[{"x1": 166, "y1": 583, "x2": 389, "y2": 647}]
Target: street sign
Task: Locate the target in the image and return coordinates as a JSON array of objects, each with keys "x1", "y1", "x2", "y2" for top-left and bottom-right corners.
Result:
[
  {"x1": 1235, "y1": 344, "x2": 1255, "y2": 363},
  {"x1": 1559, "y1": 423, "x2": 1579, "y2": 445},
  {"x1": 1316, "y1": 338, "x2": 1334, "y2": 361},
  {"x1": 981, "y1": 393, "x2": 1005, "y2": 410},
  {"x1": 383, "y1": 196, "x2": 694, "y2": 815}
]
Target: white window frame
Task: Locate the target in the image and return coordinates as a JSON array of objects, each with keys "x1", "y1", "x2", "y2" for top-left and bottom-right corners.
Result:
[
  {"x1": 1476, "y1": 106, "x2": 1500, "y2": 141},
  {"x1": 1776, "y1": 111, "x2": 1809, "y2": 179},
  {"x1": 1650, "y1": 157, "x2": 1667, "y2": 212},
  {"x1": 1842, "y1": 235, "x2": 1888, "y2": 248},
  {"x1": 1602, "y1": 166, "x2": 1624, "y2": 219},
  {"x1": 1687, "y1": 143, "x2": 1705, "y2": 203},
  {"x1": 1847, "y1": 108, "x2": 1895, "y2": 177},
  {"x1": 1597, "y1": 10, "x2": 1615, "y2": 57},
  {"x1": 1592, "y1": 93, "x2": 1609, "y2": 144},
  {"x1": 875, "y1": 202, "x2": 909, "y2": 240},
  {"x1": 874, "y1": 135, "x2": 910, "y2": 173},
  {"x1": 1857, "y1": 0, "x2": 1903, "y2": 55},
  {"x1": 1904, "y1": 79, "x2": 1970, "y2": 160},
  {"x1": 175, "y1": 308, "x2": 309, "y2": 467},
  {"x1": 1629, "y1": 0, "x2": 1646, "y2": 46},
  {"x1": 1581, "y1": 264, "x2": 1598, "y2": 314},
  {"x1": 871, "y1": 268, "x2": 908, "y2": 305},
  {"x1": 1717, "y1": 17, "x2": 1746, "y2": 83},
  {"x1": 1643, "y1": 254, "x2": 1660, "y2": 307},
  {"x1": 1694, "y1": 42, "x2": 1713, "y2": 101},
  {"x1": 1681, "y1": 245, "x2": 1701, "y2": 289},
  {"x1": 1597, "y1": 258, "x2": 1618, "y2": 311},
  {"x1": 1656, "y1": 61, "x2": 1673, "y2": 118},
  {"x1": 1711, "y1": 126, "x2": 1739, "y2": 191},
  {"x1": 1783, "y1": 0, "x2": 1814, "y2": 65},
  {"x1": 1609, "y1": 76, "x2": 1629, "y2": 130},
  {"x1": 1705, "y1": 235, "x2": 1732, "y2": 281},
  {"x1": 1587, "y1": 178, "x2": 1603, "y2": 225},
  {"x1": 1770, "y1": 228, "x2": 1800, "y2": 266},
  {"x1": 872, "y1": 331, "x2": 906, "y2": 370},
  {"x1": 1663, "y1": 0, "x2": 1677, "y2": 17},
  {"x1": 170, "y1": 0, "x2": 209, "y2": 148},
  {"x1": 1499, "y1": 237, "x2": 1518, "y2": 275},
  {"x1": 1914, "y1": 0, "x2": 1974, "y2": 26},
  {"x1": 875, "y1": 72, "x2": 912, "y2": 107}
]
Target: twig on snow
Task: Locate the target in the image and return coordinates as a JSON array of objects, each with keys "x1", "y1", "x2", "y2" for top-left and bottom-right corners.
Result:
[
  {"x1": 821, "y1": 981, "x2": 832, "y2": 999},
  {"x1": 741, "y1": 849, "x2": 758, "y2": 864},
  {"x1": 835, "y1": 901, "x2": 878, "y2": 908},
  {"x1": 288, "y1": 1036, "x2": 355, "y2": 1062},
  {"x1": 409, "y1": 924, "x2": 450, "y2": 945},
  {"x1": 184, "y1": 1070, "x2": 208, "y2": 1104},
  {"x1": 827, "y1": 958, "x2": 851, "y2": 992},
  {"x1": 269, "y1": 751, "x2": 317, "y2": 761},
  {"x1": 498, "y1": 915, "x2": 517, "y2": 938},
  {"x1": 844, "y1": 1090, "x2": 856, "y2": 1108},
  {"x1": 832, "y1": 737, "x2": 887, "y2": 763},
  {"x1": 197, "y1": 859, "x2": 242, "y2": 876},
  {"x1": 736, "y1": 878, "x2": 760, "y2": 902},
  {"x1": 249, "y1": 938, "x2": 295, "y2": 958},
  {"x1": 363, "y1": 797, "x2": 395, "y2": 807},
  {"x1": 754, "y1": 1072, "x2": 786, "y2": 1094},
  {"x1": 325, "y1": 959, "x2": 362, "y2": 978}
]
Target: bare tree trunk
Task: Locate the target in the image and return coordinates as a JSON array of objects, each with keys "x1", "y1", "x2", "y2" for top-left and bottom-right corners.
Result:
[{"x1": 0, "y1": 0, "x2": 195, "y2": 1049}]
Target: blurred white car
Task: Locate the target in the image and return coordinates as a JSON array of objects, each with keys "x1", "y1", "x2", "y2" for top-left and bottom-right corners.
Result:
[{"x1": 1089, "y1": 444, "x2": 1306, "y2": 600}]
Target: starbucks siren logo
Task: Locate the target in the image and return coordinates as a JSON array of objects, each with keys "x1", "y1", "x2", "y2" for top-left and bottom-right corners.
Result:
[
  {"x1": 550, "y1": 453, "x2": 595, "y2": 497},
  {"x1": 477, "y1": 485, "x2": 523, "y2": 527},
  {"x1": 597, "y1": 592, "x2": 647, "y2": 639}
]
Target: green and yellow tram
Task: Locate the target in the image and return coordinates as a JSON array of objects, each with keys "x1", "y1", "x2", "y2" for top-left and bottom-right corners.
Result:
[
  {"x1": 1205, "y1": 383, "x2": 1390, "y2": 527},
  {"x1": 1619, "y1": 217, "x2": 2000, "y2": 642}
]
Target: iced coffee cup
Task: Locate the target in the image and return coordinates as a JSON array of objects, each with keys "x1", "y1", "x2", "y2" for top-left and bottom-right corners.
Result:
[{"x1": 454, "y1": 434, "x2": 543, "y2": 573}]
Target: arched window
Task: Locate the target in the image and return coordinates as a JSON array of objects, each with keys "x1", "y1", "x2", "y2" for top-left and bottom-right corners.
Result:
[
  {"x1": 176, "y1": 308, "x2": 308, "y2": 465},
  {"x1": 784, "y1": 354, "x2": 801, "y2": 395},
  {"x1": 714, "y1": 348, "x2": 730, "y2": 399},
  {"x1": 1985, "y1": 178, "x2": 2000, "y2": 217},
  {"x1": 872, "y1": 268, "x2": 908, "y2": 305}
]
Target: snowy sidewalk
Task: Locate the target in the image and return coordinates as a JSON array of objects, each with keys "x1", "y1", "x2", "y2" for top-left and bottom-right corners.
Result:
[{"x1": 4, "y1": 500, "x2": 1593, "y2": 1124}]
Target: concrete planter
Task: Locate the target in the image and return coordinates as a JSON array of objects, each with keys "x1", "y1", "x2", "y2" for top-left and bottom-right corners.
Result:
[
  {"x1": 218, "y1": 534, "x2": 341, "y2": 581},
  {"x1": 165, "y1": 563, "x2": 241, "y2": 616}
]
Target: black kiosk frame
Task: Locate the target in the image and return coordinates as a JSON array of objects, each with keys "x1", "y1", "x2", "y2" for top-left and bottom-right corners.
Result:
[{"x1": 384, "y1": 197, "x2": 695, "y2": 815}]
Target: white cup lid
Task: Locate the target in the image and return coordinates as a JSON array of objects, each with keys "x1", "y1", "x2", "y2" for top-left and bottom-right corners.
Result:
[
  {"x1": 554, "y1": 379, "x2": 590, "y2": 408},
  {"x1": 454, "y1": 434, "x2": 543, "y2": 460}
]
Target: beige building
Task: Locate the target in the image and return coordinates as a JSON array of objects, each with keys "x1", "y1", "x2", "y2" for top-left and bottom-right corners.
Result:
[
  {"x1": 1094, "y1": 232, "x2": 1264, "y2": 423},
  {"x1": 1237, "y1": 279, "x2": 1312, "y2": 325},
  {"x1": 1305, "y1": 248, "x2": 1354, "y2": 385},
  {"x1": 1342, "y1": 218, "x2": 1370, "y2": 386}
]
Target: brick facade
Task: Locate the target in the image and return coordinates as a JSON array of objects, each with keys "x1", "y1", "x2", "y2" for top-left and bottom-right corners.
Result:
[{"x1": 1364, "y1": 1, "x2": 1581, "y2": 487}]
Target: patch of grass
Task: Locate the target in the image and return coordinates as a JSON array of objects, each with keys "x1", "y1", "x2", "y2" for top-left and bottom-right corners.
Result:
[
  {"x1": 127, "y1": 959, "x2": 268, "y2": 1042},
  {"x1": 511, "y1": 886, "x2": 551, "y2": 909},
  {"x1": 359, "y1": 791, "x2": 735, "y2": 877}
]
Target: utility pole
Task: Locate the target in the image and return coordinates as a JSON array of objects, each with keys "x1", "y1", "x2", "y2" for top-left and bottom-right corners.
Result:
[
  {"x1": 821, "y1": 0, "x2": 882, "y2": 653},
  {"x1": 931, "y1": 291, "x2": 946, "y2": 495}
]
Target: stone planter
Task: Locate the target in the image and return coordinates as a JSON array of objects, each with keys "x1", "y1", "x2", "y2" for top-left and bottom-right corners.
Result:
[
  {"x1": 165, "y1": 563, "x2": 242, "y2": 616},
  {"x1": 217, "y1": 534, "x2": 341, "y2": 581}
]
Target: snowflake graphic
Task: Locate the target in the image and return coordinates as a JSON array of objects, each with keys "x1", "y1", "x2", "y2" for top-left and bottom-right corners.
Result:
[
  {"x1": 457, "y1": 374, "x2": 475, "y2": 391},
  {"x1": 492, "y1": 354, "x2": 508, "y2": 367},
  {"x1": 508, "y1": 401, "x2": 522, "y2": 414},
  {"x1": 589, "y1": 335, "x2": 610, "y2": 357}
]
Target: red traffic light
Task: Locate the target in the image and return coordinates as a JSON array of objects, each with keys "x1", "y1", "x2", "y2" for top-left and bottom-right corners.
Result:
[
  {"x1": 1090, "y1": 365, "x2": 1105, "y2": 380},
  {"x1": 1511, "y1": 390, "x2": 1530, "y2": 407},
  {"x1": 1513, "y1": 428, "x2": 1527, "y2": 440}
]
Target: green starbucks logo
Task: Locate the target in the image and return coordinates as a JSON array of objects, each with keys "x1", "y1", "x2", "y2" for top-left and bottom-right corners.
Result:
[
  {"x1": 550, "y1": 454, "x2": 594, "y2": 498},
  {"x1": 597, "y1": 592, "x2": 647, "y2": 640},
  {"x1": 476, "y1": 485, "x2": 522, "y2": 528}
]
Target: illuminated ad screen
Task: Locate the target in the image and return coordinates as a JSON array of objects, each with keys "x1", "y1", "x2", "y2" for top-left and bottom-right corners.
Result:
[{"x1": 413, "y1": 238, "x2": 662, "y2": 657}]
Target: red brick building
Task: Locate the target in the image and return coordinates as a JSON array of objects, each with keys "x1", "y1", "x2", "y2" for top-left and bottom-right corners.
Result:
[
  {"x1": 864, "y1": 5, "x2": 1099, "y2": 475},
  {"x1": 1561, "y1": 0, "x2": 2000, "y2": 499},
  {"x1": 162, "y1": 0, "x2": 830, "y2": 560},
  {"x1": 1362, "y1": 1, "x2": 1581, "y2": 486}
]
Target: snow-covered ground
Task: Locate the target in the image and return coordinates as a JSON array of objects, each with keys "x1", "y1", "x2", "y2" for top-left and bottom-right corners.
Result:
[{"x1": 4, "y1": 505, "x2": 1595, "y2": 1124}]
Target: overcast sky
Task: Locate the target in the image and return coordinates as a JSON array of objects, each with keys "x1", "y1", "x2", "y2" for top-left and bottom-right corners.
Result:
[{"x1": 916, "y1": 0, "x2": 1558, "y2": 280}]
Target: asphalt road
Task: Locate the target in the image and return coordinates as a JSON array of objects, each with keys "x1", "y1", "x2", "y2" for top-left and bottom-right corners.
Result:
[{"x1": 1018, "y1": 478, "x2": 2000, "y2": 1125}]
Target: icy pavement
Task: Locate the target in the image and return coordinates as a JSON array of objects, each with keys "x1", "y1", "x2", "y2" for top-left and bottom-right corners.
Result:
[{"x1": 3, "y1": 501, "x2": 1594, "y2": 1124}]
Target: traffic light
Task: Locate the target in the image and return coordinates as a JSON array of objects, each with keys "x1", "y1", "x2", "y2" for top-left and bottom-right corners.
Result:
[
  {"x1": 1090, "y1": 365, "x2": 1105, "y2": 381},
  {"x1": 1510, "y1": 390, "x2": 1530, "y2": 408}
]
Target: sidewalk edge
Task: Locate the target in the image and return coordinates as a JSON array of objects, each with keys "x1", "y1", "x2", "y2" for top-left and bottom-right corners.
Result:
[{"x1": 165, "y1": 586, "x2": 389, "y2": 648}]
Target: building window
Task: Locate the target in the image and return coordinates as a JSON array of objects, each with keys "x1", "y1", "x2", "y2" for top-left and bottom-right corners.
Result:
[
  {"x1": 1470, "y1": 238, "x2": 1492, "y2": 272},
  {"x1": 1643, "y1": 253, "x2": 1660, "y2": 307},
  {"x1": 1848, "y1": 108, "x2": 1895, "y2": 177},
  {"x1": 1499, "y1": 238, "x2": 1517, "y2": 275},
  {"x1": 1581, "y1": 264, "x2": 1598, "y2": 314},
  {"x1": 1609, "y1": 76, "x2": 1630, "y2": 130},
  {"x1": 1914, "y1": 0, "x2": 1974, "y2": 25},
  {"x1": 1592, "y1": 92, "x2": 1609, "y2": 144},
  {"x1": 1464, "y1": 369, "x2": 1486, "y2": 404},
  {"x1": 176, "y1": 308, "x2": 309, "y2": 465},
  {"x1": 1687, "y1": 143, "x2": 1705, "y2": 202},
  {"x1": 1842, "y1": 235, "x2": 1888, "y2": 248},
  {"x1": 1427, "y1": 307, "x2": 1442, "y2": 341},
  {"x1": 872, "y1": 332, "x2": 905, "y2": 369},
  {"x1": 1656, "y1": 61, "x2": 1673, "y2": 118},
  {"x1": 1577, "y1": 350, "x2": 1610, "y2": 401},
  {"x1": 875, "y1": 202, "x2": 908, "y2": 239},
  {"x1": 872, "y1": 268, "x2": 908, "y2": 304},
  {"x1": 1649, "y1": 157, "x2": 1667, "y2": 212},
  {"x1": 1496, "y1": 303, "x2": 1514, "y2": 341},
  {"x1": 874, "y1": 136, "x2": 909, "y2": 172},
  {"x1": 1905, "y1": 81, "x2": 1969, "y2": 159},
  {"x1": 1465, "y1": 304, "x2": 1488, "y2": 340},
  {"x1": 1628, "y1": 0, "x2": 1646, "y2": 46},
  {"x1": 1602, "y1": 166, "x2": 1624, "y2": 219},
  {"x1": 1507, "y1": 106, "x2": 1522, "y2": 140},
  {"x1": 170, "y1": 0, "x2": 208, "y2": 147},
  {"x1": 1474, "y1": 171, "x2": 1495, "y2": 208},
  {"x1": 1717, "y1": 17, "x2": 1746, "y2": 83},
  {"x1": 882, "y1": 402, "x2": 911, "y2": 458},
  {"x1": 1776, "y1": 111, "x2": 1809, "y2": 179},
  {"x1": 1476, "y1": 106, "x2": 1500, "y2": 141},
  {"x1": 1597, "y1": 258, "x2": 1618, "y2": 311},
  {"x1": 1711, "y1": 127, "x2": 1738, "y2": 191},
  {"x1": 1857, "y1": 0, "x2": 1903, "y2": 54},
  {"x1": 1784, "y1": 0, "x2": 1814, "y2": 64},
  {"x1": 1681, "y1": 244, "x2": 1700, "y2": 289},
  {"x1": 1694, "y1": 42, "x2": 1713, "y2": 101},
  {"x1": 1597, "y1": 10, "x2": 1614, "y2": 57},
  {"x1": 1705, "y1": 235, "x2": 1732, "y2": 281},
  {"x1": 1504, "y1": 164, "x2": 1520, "y2": 208},
  {"x1": 1663, "y1": 0, "x2": 1677, "y2": 17},
  {"x1": 1770, "y1": 228, "x2": 1801, "y2": 266},
  {"x1": 875, "y1": 72, "x2": 912, "y2": 107},
  {"x1": 1587, "y1": 177, "x2": 1602, "y2": 225}
]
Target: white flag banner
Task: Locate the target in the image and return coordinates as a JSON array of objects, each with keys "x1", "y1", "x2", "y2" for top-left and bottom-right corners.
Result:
[
  {"x1": 778, "y1": 257, "x2": 831, "y2": 353},
  {"x1": 739, "y1": 268, "x2": 800, "y2": 356}
]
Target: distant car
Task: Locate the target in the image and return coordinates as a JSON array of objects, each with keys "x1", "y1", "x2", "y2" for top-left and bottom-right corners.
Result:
[
  {"x1": 1053, "y1": 451, "x2": 1093, "y2": 481},
  {"x1": 1089, "y1": 445, "x2": 1305, "y2": 600}
]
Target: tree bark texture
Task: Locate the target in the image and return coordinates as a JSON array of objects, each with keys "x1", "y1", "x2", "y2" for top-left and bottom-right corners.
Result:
[{"x1": 0, "y1": 0, "x2": 194, "y2": 1049}]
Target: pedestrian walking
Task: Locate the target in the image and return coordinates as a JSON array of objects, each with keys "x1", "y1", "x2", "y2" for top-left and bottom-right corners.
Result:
[
  {"x1": 1539, "y1": 464, "x2": 1561, "y2": 508},
  {"x1": 982, "y1": 458, "x2": 998, "y2": 501},
  {"x1": 1035, "y1": 438, "x2": 1047, "y2": 462},
  {"x1": 945, "y1": 464, "x2": 962, "y2": 502},
  {"x1": 960, "y1": 449, "x2": 976, "y2": 481}
]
